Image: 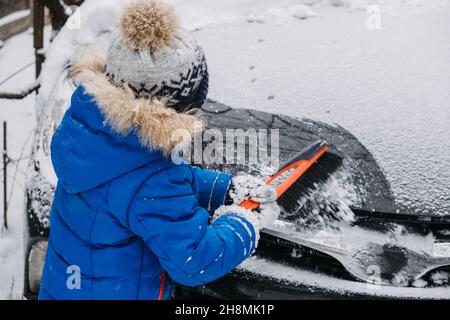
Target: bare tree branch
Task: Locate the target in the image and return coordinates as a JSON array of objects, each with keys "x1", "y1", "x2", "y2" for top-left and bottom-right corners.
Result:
[{"x1": 0, "y1": 82, "x2": 40, "y2": 100}]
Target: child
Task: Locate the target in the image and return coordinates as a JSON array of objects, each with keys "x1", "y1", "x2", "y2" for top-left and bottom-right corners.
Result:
[{"x1": 39, "y1": 0, "x2": 280, "y2": 300}]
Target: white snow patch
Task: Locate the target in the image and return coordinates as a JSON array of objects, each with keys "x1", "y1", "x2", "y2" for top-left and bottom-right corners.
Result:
[
  {"x1": 0, "y1": 27, "x2": 47, "y2": 298},
  {"x1": 412, "y1": 279, "x2": 428, "y2": 288},
  {"x1": 0, "y1": 10, "x2": 30, "y2": 28},
  {"x1": 288, "y1": 4, "x2": 317, "y2": 19},
  {"x1": 229, "y1": 174, "x2": 277, "y2": 205},
  {"x1": 430, "y1": 271, "x2": 450, "y2": 286}
]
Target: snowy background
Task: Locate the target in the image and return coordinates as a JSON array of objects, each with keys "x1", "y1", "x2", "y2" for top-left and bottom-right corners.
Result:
[{"x1": 0, "y1": 0, "x2": 449, "y2": 299}]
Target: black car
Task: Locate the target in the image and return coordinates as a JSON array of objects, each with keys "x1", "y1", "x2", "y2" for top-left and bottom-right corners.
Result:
[
  {"x1": 23, "y1": 3, "x2": 450, "y2": 300},
  {"x1": 24, "y1": 99, "x2": 450, "y2": 299}
]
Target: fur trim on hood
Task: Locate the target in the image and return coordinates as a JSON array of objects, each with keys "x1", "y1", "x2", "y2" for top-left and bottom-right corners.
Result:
[{"x1": 69, "y1": 51, "x2": 202, "y2": 156}]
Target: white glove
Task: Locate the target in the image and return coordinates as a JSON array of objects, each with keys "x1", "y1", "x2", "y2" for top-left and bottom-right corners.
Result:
[
  {"x1": 228, "y1": 175, "x2": 278, "y2": 205},
  {"x1": 212, "y1": 202, "x2": 281, "y2": 250},
  {"x1": 256, "y1": 201, "x2": 281, "y2": 229}
]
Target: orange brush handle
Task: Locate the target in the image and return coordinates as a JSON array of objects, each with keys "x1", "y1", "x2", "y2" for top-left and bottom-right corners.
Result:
[{"x1": 240, "y1": 145, "x2": 328, "y2": 210}]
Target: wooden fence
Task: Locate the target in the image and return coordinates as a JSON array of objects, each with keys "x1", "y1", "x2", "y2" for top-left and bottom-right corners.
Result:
[
  {"x1": 0, "y1": 0, "x2": 29, "y2": 18},
  {"x1": 0, "y1": 0, "x2": 32, "y2": 40}
]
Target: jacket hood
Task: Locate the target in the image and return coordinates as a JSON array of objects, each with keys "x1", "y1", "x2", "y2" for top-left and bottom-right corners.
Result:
[{"x1": 51, "y1": 52, "x2": 201, "y2": 193}]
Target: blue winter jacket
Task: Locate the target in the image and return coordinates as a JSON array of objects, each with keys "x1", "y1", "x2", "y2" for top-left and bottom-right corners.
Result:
[{"x1": 38, "y1": 85, "x2": 256, "y2": 300}]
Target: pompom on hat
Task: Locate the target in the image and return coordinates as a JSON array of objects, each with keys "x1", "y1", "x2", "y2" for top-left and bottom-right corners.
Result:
[
  {"x1": 120, "y1": 0, "x2": 177, "y2": 51},
  {"x1": 106, "y1": 0, "x2": 209, "y2": 111}
]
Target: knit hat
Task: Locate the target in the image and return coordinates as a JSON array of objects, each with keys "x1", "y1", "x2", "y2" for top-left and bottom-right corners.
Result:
[{"x1": 105, "y1": 0, "x2": 209, "y2": 111}]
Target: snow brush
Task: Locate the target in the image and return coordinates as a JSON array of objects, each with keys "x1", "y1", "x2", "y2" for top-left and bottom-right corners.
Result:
[
  {"x1": 240, "y1": 140, "x2": 329, "y2": 210},
  {"x1": 237, "y1": 141, "x2": 450, "y2": 287}
]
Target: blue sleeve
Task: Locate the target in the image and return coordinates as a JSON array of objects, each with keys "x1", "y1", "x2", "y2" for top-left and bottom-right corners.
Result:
[
  {"x1": 189, "y1": 166, "x2": 232, "y2": 212},
  {"x1": 128, "y1": 166, "x2": 256, "y2": 287}
]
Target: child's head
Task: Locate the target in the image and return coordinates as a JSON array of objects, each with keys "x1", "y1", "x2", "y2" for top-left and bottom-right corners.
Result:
[{"x1": 106, "y1": 0, "x2": 208, "y2": 112}]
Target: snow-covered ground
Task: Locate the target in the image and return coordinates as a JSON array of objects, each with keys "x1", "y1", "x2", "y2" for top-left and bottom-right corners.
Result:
[
  {"x1": 0, "y1": 0, "x2": 449, "y2": 299},
  {"x1": 0, "y1": 30, "x2": 39, "y2": 299},
  {"x1": 0, "y1": 24, "x2": 51, "y2": 299}
]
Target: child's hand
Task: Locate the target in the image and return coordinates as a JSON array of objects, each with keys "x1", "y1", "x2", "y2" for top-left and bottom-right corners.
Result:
[
  {"x1": 212, "y1": 200, "x2": 281, "y2": 250},
  {"x1": 228, "y1": 175, "x2": 278, "y2": 205},
  {"x1": 221, "y1": 174, "x2": 281, "y2": 234},
  {"x1": 255, "y1": 201, "x2": 281, "y2": 229}
]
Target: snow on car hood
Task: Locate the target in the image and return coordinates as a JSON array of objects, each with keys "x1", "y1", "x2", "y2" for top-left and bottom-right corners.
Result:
[{"x1": 191, "y1": 1, "x2": 450, "y2": 216}]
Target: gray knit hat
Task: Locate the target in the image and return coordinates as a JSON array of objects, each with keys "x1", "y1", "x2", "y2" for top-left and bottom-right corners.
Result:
[{"x1": 106, "y1": 0, "x2": 209, "y2": 111}]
